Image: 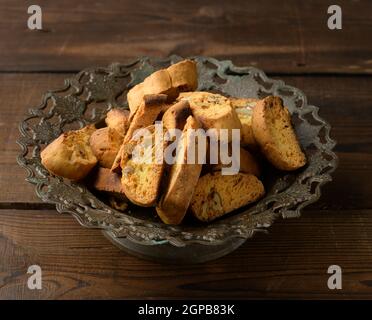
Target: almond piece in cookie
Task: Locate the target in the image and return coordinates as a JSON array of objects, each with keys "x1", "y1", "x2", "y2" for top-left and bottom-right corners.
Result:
[
  {"x1": 156, "y1": 116, "x2": 204, "y2": 225},
  {"x1": 252, "y1": 96, "x2": 306, "y2": 171},
  {"x1": 89, "y1": 127, "x2": 123, "y2": 169},
  {"x1": 190, "y1": 172, "x2": 265, "y2": 222},
  {"x1": 179, "y1": 92, "x2": 242, "y2": 142},
  {"x1": 41, "y1": 125, "x2": 97, "y2": 181}
]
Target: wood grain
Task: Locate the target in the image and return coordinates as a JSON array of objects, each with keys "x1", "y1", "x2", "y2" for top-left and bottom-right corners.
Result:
[
  {"x1": 1, "y1": 74, "x2": 371, "y2": 209},
  {"x1": 1, "y1": 0, "x2": 372, "y2": 73},
  {"x1": 1, "y1": 209, "x2": 372, "y2": 299}
]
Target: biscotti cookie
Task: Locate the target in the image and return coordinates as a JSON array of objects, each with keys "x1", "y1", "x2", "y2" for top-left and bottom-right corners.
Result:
[
  {"x1": 210, "y1": 147, "x2": 261, "y2": 177},
  {"x1": 111, "y1": 94, "x2": 168, "y2": 173},
  {"x1": 190, "y1": 172, "x2": 265, "y2": 222},
  {"x1": 179, "y1": 92, "x2": 241, "y2": 142},
  {"x1": 120, "y1": 125, "x2": 167, "y2": 207},
  {"x1": 88, "y1": 166, "x2": 126, "y2": 197},
  {"x1": 41, "y1": 125, "x2": 97, "y2": 181},
  {"x1": 105, "y1": 108, "x2": 130, "y2": 137},
  {"x1": 162, "y1": 100, "x2": 192, "y2": 131},
  {"x1": 167, "y1": 59, "x2": 198, "y2": 92},
  {"x1": 230, "y1": 97, "x2": 259, "y2": 147},
  {"x1": 156, "y1": 116, "x2": 204, "y2": 225},
  {"x1": 252, "y1": 96, "x2": 306, "y2": 171},
  {"x1": 127, "y1": 60, "x2": 198, "y2": 114},
  {"x1": 89, "y1": 127, "x2": 123, "y2": 169}
]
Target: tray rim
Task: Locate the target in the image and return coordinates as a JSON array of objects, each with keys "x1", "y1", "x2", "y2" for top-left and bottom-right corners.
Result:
[{"x1": 16, "y1": 55, "x2": 338, "y2": 248}]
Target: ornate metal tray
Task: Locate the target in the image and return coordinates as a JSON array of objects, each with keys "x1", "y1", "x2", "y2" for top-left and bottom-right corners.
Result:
[{"x1": 17, "y1": 56, "x2": 337, "y2": 263}]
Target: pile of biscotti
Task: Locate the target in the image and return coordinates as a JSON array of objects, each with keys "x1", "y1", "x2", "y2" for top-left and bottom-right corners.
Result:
[{"x1": 41, "y1": 59, "x2": 306, "y2": 225}]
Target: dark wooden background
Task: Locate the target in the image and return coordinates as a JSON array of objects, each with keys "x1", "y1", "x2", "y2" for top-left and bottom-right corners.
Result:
[{"x1": 1, "y1": 0, "x2": 372, "y2": 299}]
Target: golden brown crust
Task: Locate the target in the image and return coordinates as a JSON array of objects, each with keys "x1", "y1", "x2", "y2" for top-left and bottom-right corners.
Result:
[
  {"x1": 167, "y1": 59, "x2": 198, "y2": 91},
  {"x1": 190, "y1": 172, "x2": 265, "y2": 222},
  {"x1": 230, "y1": 97, "x2": 259, "y2": 147},
  {"x1": 105, "y1": 108, "x2": 130, "y2": 137},
  {"x1": 179, "y1": 92, "x2": 242, "y2": 141},
  {"x1": 156, "y1": 116, "x2": 204, "y2": 225},
  {"x1": 127, "y1": 83, "x2": 144, "y2": 114},
  {"x1": 111, "y1": 94, "x2": 168, "y2": 173},
  {"x1": 210, "y1": 147, "x2": 261, "y2": 177},
  {"x1": 120, "y1": 125, "x2": 167, "y2": 207},
  {"x1": 89, "y1": 127, "x2": 123, "y2": 169},
  {"x1": 126, "y1": 60, "x2": 198, "y2": 114},
  {"x1": 252, "y1": 96, "x2": 306, "y2": 171},
  {"x1": 162, "y1": 100, "x2": 192, "y2": 131},
  {"x1": 41, "y1": 125, "x2": 97, "y2": 181}
]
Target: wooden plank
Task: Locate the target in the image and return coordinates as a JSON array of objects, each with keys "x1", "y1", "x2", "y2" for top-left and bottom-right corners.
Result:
[
  {"x1": 1, "y1": 209, "x2": 372, "y2": 299},
  {"x1": 0, "y1": 74, "x2": 70, "y2": 204},
  {"x1": 0, "y1": 0, "x2": 372, "y2": 73},
  {"x1": 1, "y1": 73, "x2": 371, "y2": 209}
]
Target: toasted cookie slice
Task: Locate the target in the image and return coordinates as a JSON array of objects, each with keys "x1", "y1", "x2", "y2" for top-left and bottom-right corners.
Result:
[
  {"x1": 179, "y1": 92, "x2": 241, "y2": 142},
  {"x1": 41, "y1": 125, "x2": 97, "y2": 181},
  {"x1": 252, "y1": 96, "x2": 306, "y2": 171},
  {"x1": 210, "y1": 147, "x2": 261, "y2": 177},
  {"x1": 121, "y1": 125, "x2": 167, "y2": 206},
  {"x1": 127, "y1": 60, "x2": 198, "y2": 114},
  {"x1": 105, "y1": 108, "x2": 130, "y2": 137},
  {"x1": 190, "y1": 172, "x2": 265, "y2": 222},
  {"x1": 127, "y1": 83, "x2": 144, "y2": 114},
  {"x1": 111, "y1": 94, "x2": 168, "y2": 173},
  {"x1": 87, "y1": 166, "x2": 126, "y2": 197},
  {"x1": 89, "y1": 127, "x2": 123, "y2": 169},
  {"x1": 127, "y1": 70, "x2": 174, "y2": 114},
  {"x1": 230, "y1": 97, "x2": 259, "y2": 147},
  {"x1": 167, "y1": 59, "x2": 198, "y2": 92},
  {"x1": 162, "y1": 100, "x2": 192, "y2": 131},
  {"x1": 156, "y1": 116, "x2": 204, "y2": 225}
]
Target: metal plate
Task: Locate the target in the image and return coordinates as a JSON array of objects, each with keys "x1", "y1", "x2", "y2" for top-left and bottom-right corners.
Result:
[{"x1": 17, "y1": 56, "x2": 338, "y2": 254}]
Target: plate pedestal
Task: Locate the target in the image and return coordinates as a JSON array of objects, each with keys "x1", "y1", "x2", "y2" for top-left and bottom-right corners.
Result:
[{"x1": 102, "y1": 230, "x2": 246, "y2": 264}]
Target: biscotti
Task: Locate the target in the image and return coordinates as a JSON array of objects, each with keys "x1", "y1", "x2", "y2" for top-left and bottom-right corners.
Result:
[
  {"x1": 162, "y1": 100, "x2": 192, "y2": 131},
  {"x1": 120, "y1": 125, "x2": 167, "y2": 206},
  {"x1": 125, "y1": 94, "x2": 168, "y2": 141},
  {"x1": 167, "y1": 59, "x2": 198, "y2": 92},
  {"x1": 88, "y1": 166, "x2": 126, "y2": 197},
  {"x1": 111, "y1": 94, "x2": 168, "y2": 172},
  {"x1": 41, "y1": 125, "x2": 97, "y2": 181},
  {"x1": 210, "y1": 147, "x2": 261, "y2": 177},
  {"x1": 156, "y1": 116, "x2": 204, "y2": 225},
  {"x1": 179, "y1": 92, "x2": 241, "y2": 142},
  {"x1": 127, "y1": 60, "x2": 198, "y2": 114},
  {"x1": 190, "y1": 172, "x2": 265, "y2": 222},
  {"x1": 105, "y1": 108, "x2": 130, "y2": 137},
  {"x1": 230, "y1": 97, "x2": 259, "y2": 147},
  {"x1": 252, "y1": 96, "x2": 306, "y2": 171},
  {"x1": 89, "y1": 127, "x2": 123, "y2": 169}
]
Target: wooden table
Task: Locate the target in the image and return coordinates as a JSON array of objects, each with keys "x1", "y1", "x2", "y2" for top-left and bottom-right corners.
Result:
[{"x1": 1, "y1": 0, "x2": 372, "y2": 299}]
